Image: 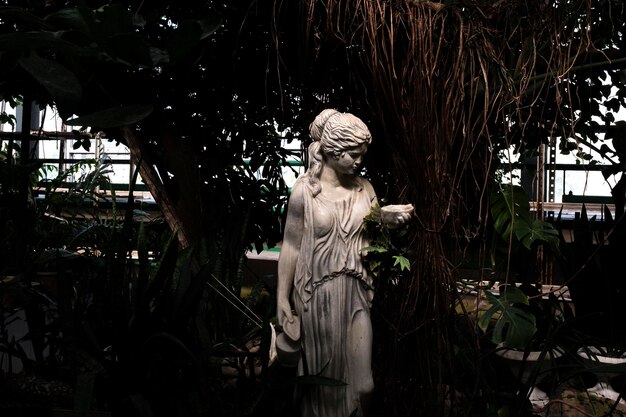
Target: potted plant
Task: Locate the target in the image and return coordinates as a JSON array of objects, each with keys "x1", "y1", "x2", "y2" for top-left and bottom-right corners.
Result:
[
  {"x1": 479, "y1": 282, "x2": 570, "y2": 412},
  {"x1": 576, "y1": 344, "x2": 626, "y2": 405},
  {"x1": 470, "y1": 183, "x2": 571, "y2": 413}
]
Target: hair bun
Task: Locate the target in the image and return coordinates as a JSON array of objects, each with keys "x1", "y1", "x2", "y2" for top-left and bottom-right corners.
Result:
[{"x1": 309, "y1": 108, "x2": 339, "y2": 142}]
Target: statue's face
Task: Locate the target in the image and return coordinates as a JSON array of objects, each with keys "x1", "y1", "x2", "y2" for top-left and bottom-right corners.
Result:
[{"x1": 328, "y1": 143, "x2": 368, "y2": 176}]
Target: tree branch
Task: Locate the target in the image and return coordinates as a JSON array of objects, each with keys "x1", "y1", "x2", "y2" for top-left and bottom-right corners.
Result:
[{"x1": 120, "y1": 126, "x2": 190, "y2": 249}]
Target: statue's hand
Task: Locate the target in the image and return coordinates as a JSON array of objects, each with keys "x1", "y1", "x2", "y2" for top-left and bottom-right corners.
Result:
[
  {"x1": 277, "y1": 297, "x2": 295, "y2": 327},
  {"x1": 381, "y1": 204, "x2": 414, "y2": 228}
]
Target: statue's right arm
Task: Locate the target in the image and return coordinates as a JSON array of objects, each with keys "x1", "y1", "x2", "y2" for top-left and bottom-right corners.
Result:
[{"x1": 276, "y1": 181, "x2": 305, "y2": 325}]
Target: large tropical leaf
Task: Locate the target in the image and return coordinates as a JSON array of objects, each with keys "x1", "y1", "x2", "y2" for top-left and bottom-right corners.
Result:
[
  {"x1": 490, "y1": 184, "x2": 533, "y2": 242},
  {"x1": 478, "y1": 286, "x2": 537, "y2": 349},
  {"x1": 167, "y1": 16, "x2": 223, "y2": 64},
  {"x1": 491, "y1": 184, "x2": 560, "y2": 250},
  {"x1": 18, "y1": 53, "x2": 82, "y2": 112}
]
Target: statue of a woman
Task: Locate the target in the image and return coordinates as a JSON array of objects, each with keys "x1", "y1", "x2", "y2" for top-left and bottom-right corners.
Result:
[{"x1": 276, "y1": 109, "x2": 412, "y2": 417}]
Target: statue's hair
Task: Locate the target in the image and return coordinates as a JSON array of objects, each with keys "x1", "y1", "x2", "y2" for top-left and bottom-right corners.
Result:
[
  {"x1": 320, "y1": 112, "x2": 372, "y2": 156},
  {"x1": 309, "y1": 108, "x2": 339, "y2": 142},
  {"x1": 305, "y1": 109, "x2": 372, "y2": 196}
]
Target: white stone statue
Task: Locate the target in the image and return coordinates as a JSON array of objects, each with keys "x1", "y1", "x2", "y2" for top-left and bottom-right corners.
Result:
[{"x1": 276, "y1": 109, "x2": 413, "y2": 417}]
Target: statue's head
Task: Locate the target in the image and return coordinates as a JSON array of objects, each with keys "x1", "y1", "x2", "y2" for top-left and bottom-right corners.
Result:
[
  {"x1": 305, "y1": 109, "x2": 372, "y2": 195},
  {"x1": 310, "y1": 109, "x2": 372, "y2": 158}
]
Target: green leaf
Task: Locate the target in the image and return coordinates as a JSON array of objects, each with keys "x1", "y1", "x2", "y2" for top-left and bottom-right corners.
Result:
[
  {"x1": 392, "y1": 255, "x2": 411, "y2": 271},
  {"x1": 512, "y1": 220, "x2": 531, "y2": 242},
  {"x1": 492, "y1": 305, "x2": 536, "y2": 348},
  {"x1": 601, "y1": 164, "x2": 623, "y2": 180},
  {"x1": 167, "y1": 20, "x2": 203, "y2": 64},
  {"x1": 0, "y1": 7, "x2": 51, "y2": 29},
  {"x1": 522, "y1": 220, "x2": 560, "y2": 251},
  {"x1": 167, "y1": 16, "x2": 222, "y2": 64},
  {"x1": 64, "y1": 104, "x2": 153, "y2": 128},
  {"x1": 477, "y1": 287, "x2": 537, "y2": 349},
  {"x1": 102, "y1": 33, "x2": 154, "y2": 67},
  {"x1": 490, "y1": 184, "x2": 533, "y2": 242},
  {"x1": 18, "y1": 53, "x2": 82, "y2": 112},
  {"x1": 490, "y1": 184, "x2": 560, "y2": 251},
  {"x1": 361, "y1": 244, "x2": 388, "y2": 254},
  {"x1": 497, "y1": 406, "x2": 511, "y2": 417},
  {"x1": 0, "y1": 31, "x2": 95, "y2": 56},
  {"x1": 150, "y1": 47, "x2": 170, "y2": 65},
  {"x1": 367, "y1": 260, "x2": 381, "y2": 276},
  {"x1": 44, "y1": 7, "x2": 91, "y2": 34},
  {"x1": 198, "y1": 14, "x2": 223, "y2": 40},
  {"x1": 92, "y1": 3, "x2": 134, "y2": 37}
]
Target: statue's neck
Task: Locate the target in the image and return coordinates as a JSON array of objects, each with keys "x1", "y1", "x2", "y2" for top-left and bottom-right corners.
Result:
[
  {"x1": 320, "y1": 165, "x2": 354, "y2": 187},
  {"x1": 319, "y1": 167, "x2": 360, "y2": 202}
]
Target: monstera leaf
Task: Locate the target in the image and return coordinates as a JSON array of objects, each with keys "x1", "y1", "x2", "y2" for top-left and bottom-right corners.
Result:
[
  {"x1": 478, "y1": 286, "x2": 537, "y2": 349},
  {"x1": 491, "y1": 184, "x2": 560, "y2": 251}
]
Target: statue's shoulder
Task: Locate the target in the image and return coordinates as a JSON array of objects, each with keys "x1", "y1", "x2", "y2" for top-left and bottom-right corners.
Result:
[
  {"x1": 358, "y1": 177, "x2": 376, "y2": 199},
  {"x1": 291, "y1": 176, "x2": 308, "y2": 195},
  {"x1": 287, "y1": 177, "x2": 310, "y2": 208}
]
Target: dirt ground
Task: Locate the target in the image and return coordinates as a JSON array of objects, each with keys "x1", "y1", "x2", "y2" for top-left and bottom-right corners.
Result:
[{"x1": 542, "y1": 388, "x2": 626, "y2": 417}]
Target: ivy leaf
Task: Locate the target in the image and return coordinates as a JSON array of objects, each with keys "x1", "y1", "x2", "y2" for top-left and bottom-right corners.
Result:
[
  {"x1": 367, "y1": 260, "x2": 381, "y2": 276},
  {"x1": 362, "y1": 245, "x2": 388, "y2": 255},
  {"x1": 602, "y1": 164, "x2": 623, "y2": 180},
  {"x1": 392, "y1": 255, "x2": 411, "y2": 271}
]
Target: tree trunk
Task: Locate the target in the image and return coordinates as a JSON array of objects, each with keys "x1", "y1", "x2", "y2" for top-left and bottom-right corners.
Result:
[{"x1": 120, "y1": 126, "x2": 191, "y2": 249}]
